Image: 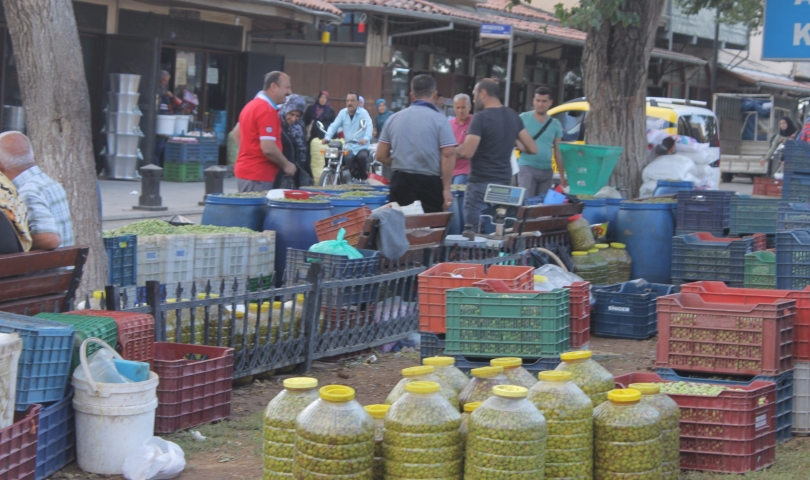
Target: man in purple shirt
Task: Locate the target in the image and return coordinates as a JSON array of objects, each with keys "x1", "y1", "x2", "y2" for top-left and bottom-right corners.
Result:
[{"x1": 449, "y1": 94, "x2": 473, "y2": 185}]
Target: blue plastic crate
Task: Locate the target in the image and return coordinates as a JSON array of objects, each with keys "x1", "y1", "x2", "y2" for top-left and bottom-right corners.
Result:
[
  {"x1": 656, "y1": 368, "x2": 793, "y2": 443},
  {"x1": 35, "y1": 389, "x2": 75, "y2": 480},
  {"x1": 783, "y1": 140, "x2": 810, "y2": 175},
  {"x1": 783, "y1": 172, "x2": 810, "y2": 202},
  {"x1": 776, "y1": 230, "x2": 810, "y2": 290},
  {"x1": 728, "y1": 196, "x2": 780, "y2": 235},
  {"x1": 777, "y1": 202, "x2": 810, "y2": 231},
  {"x1": 676, "y1": 190, "x2": 734, "y2": 236},
  {"x1": 420, "y1": 332, "x2": 445, "y2": 360},
  {"x1": 104, "y1": 234, "x2": 137, "y2": 287},
  {"x1": 285, "y1": 248, "x2": 381, "y2": 304},
  {"x1": 453, "y1": 355, "x2": 561, "y2": 376},
  {"x1": 0, "y1": 313, "x2": 74, "y2": 411},
  {"x1": 164, "y1": 141, "x2": 203, "y2": 163},
  {"x1": 671, "y1": 233, "x2": 753, "y2": 286},
  {"x1": 591, "y1": 279, "x2": 677, "y2": 340}
]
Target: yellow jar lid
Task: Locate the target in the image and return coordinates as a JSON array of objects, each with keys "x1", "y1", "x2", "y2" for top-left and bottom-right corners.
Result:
[
  {"x1": 92, "y1": 290, "x2": 104, "y2": 299},
  {"x1": 493, "y1": 385, "x2": 528, "y2": 398},
  {"x1": 538, "y1": 371, "x2": 573, "y2": 382},
  {"x1": 560, "y1": 350, "x2": 592, "y2": 362},
  {"x1": 629, "y1": 383, "x2": 661, "y2": 395},
  {"x1": 284, "y1": 377, "x2": 318, "y2": 389},
  {"x1": 588, "y1": 249, "x2": 599, "y2": 254},
  {"x1": 320, "y1": 385, "x2": 355, "y2": 402},
  {"x1": 533, "y1": 275, "x2": 548, "y2": 283},
  {"x1": 471, "y1": 366, "x2": 503, "y2": 378},
  {"x1": 249, "y1": 303, "x2": 270, "y2": 313},
  {"x1": 608, "y1": 389, "x2": 641, "y2": 403},
  {"x1": 406, "y1": 381, "x2": 440, "y2": 394},
  {"x1": 196, "y1": 293, "x2": 220, "y2": 299},
  {"x1": 364, "y1": 404, "x2": 390, "y2": 419},
  {"x1": 423, "y1": 357, "x2": 455, "y2": 367},
  {"x1": 610, "y1": 242, "x2": 626, "y2": 249},
  {"x1": 595, "y1": 243, "x2": 609, "y2": 249},
  {"x1": 463, "y1": 401, "x2": 483, "y2": 413},
  {"x1": 491, "y1": 357, "x2": 522, "y2": 368},
  {"x1": 402, "y1": 365, "x2": 434, "y2": 376},
  {"x1": 571, "y1": 251, "x2": 588, "y2": 256}
]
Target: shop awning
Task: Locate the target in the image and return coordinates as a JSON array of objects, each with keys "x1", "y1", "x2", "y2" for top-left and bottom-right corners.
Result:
[
  {"x1": 721, "y1": 65, "x2": 810, "y2": 96},
  {"x1": 651, "y1": 49, "x2": 707, "y2": 66},
  {"x1": 137, "y1": 0, "x2": 343, "y2": 24}
]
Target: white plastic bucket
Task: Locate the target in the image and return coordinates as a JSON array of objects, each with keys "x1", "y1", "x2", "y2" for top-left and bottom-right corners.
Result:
[
  {"x1": 156, "y1": 115, "x2": 175, "y2": 135},
  {"x1": 173, "y1": 115, "x2": 190, "y2": 135},
  {"x1": 72, "y1": 338, "x2": 158, "y2": 475}
]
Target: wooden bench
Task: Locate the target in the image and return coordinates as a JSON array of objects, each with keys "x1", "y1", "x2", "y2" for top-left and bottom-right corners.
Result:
[
  {"x1": 0, "y1": 246, "x2": 88, "y2": 315},
  {"x1": 357, "y1": 212, "x2": 453, "y2": 251}
]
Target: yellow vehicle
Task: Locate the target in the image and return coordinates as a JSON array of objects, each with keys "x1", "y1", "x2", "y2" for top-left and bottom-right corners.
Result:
[{"x1": 547, "y1": 97, "x2": 720, "y2": 177}]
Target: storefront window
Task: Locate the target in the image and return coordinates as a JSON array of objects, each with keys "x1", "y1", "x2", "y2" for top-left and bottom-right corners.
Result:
[
  {"x1": 433, "y1": 55, "x2": 452, "y2": 73},
  {"x1": 454, "y1": 58, "x2": 467, "y2": 76}
]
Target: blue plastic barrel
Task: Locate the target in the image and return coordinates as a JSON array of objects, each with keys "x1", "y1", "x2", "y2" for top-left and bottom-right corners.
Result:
[
  {"x1": 654, "y1": 180, "x2": 694, "y2": 196},
  {"x1": 330, "y1": 198, "x2": 365, "y2": 216},
  {"x1": 360, "y1": 194, "x2": 389, "y2": 211},
  {"x1": 263, "y1": 199, "x2": 333, "y2": 286},
  {"x1": 605, "y1": 198, "x2": 622, "y2": 241},
  {"x1": 448, "y1": 190, "x2": 465, "y2": 235},
  {"x1": 201, "y1": 194, "x2": 268, "y2": 231},
  {"x1": 581, "y1": 198, "x2": 608, "y2": 225},
  {"x1": 614, "y1": 201, "x2": 676, "y2": 284}
]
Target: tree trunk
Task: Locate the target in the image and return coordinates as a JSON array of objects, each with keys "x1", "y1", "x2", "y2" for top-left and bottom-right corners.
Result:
[
  {"x1": 581, "y1": 0, "x2": 667, "y2": 197},
  {"x1": 3, "y1": 0, "x2": 106, "y2": 295}
]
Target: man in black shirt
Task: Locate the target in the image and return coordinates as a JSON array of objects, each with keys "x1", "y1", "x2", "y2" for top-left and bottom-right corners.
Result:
[{"x1": 455, "y1": 78, "x2": 537, "y2": 230}]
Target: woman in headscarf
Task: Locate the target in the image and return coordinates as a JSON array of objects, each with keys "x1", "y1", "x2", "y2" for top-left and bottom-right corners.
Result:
[
  {"x1": 0, "y1": 172, "x2": 31, "y2": 254},
  {"x1": 761, "y1": 116, "x2": 798, "y2": 175},
  {"x1": 374, "y1": 99, "x2": 391, "y2": 139},
  {"x1": 278, "y1": 94, "x2": 312, "y2": 188},
  {"x1": 304, "y1": 91, "x2": 336, "y2": 182}
]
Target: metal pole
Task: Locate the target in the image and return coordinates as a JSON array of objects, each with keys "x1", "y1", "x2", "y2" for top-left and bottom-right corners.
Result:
[
  {"x1": 711, "y1": 8, "x2": 719, "y2": 97},
  {"x1": 505, "y1": 30, "x2": 513, "y2": 107}
]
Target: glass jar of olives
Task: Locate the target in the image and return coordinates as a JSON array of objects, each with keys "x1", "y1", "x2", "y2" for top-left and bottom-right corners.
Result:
[
  {"x1": 363, "y1": 404, "x2": 390, "y2": 480},
  {"x1": 423, "y1": 356, "x2": 470, "y2": 393},
  {"x1": 490, "y1": 357, "x2": 537, "y2": 389},
  {"x1": 555, "y1": 350, "x2": 614, "y2": 408},
  {"x1": 571, "y1": 252, "x2": 598, "y2": 285},
  {"x1": 263, "y1": 377, "x2": 320, "y2": 480},
  {"x1": 458, "y1": 366, "x2": 509, "y2": 408},
  {"x1": 567, "y1": 214, "x2": 596, "y2": 251},
  {"x1": 385, "y1": 365, "x2": 459, "y2": 409},
  {"x1": 610, "y1": 243, "x2": 632, "y2": 283},
  {"x1": 629, "y1": 383, "x2": 680, "y2": 480}
]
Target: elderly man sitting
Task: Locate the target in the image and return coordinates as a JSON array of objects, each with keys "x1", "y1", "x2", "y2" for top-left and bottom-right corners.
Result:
[{"x1": 0, "y1": 131, "x2": 73, "y2": 250}]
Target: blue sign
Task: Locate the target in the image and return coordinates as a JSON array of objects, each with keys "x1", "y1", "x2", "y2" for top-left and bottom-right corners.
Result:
[
  {"x1": 763, "y1": 0, "x2": 810, "y2": 60},
  {"x1": 480, "y1": 24, "x2": 512, "y2": 39}
]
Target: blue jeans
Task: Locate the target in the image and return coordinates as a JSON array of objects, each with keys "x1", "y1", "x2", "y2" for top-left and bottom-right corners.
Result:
[{"x1": 452, "y1": 174, "x2": 468, "y2": 185}]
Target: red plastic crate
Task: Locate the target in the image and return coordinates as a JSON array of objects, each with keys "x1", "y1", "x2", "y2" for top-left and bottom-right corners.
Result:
[
  {"x1": 152, "y1": 342, "x2": 234, "y2": 434},
  {"x1": 314, "y1": 206, "x2": 372, "y2": 247},
  {"x1": 680, "y1": 281, "x2": 810, "y2": 362},
  {"x1": 321, "y1": 303, "x2": 376, "y2": 332},
  {"x1": 656, "y1": 293, "x2": 794, "y2": 376},
  {"x1": 66, "y1": 310, "x2": 155, "y2": 364},
  {"x1": 615, "y1": 372, "x2": 776, "y2": 473},
  {"x1": 417, "y1": 263, "x2": 534, "y2": 333},
  {"x1": 753, "y1": 177, "x2": 783, "y2": 197},
  {"x1": 0, "y1": 405, "x2": 39, "y2": 479},
  {"x1": 747, "y1": 233, "x2": 767, "y2": 252}
]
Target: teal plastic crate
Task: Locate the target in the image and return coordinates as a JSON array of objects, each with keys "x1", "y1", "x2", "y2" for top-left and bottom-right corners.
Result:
[
  {"x1": 34, "y1": 313, "x2": 118, "y2": 372},
  {"x1": 444, "y1": 287, "x2": 570, "y2": 357},
  {"x1": 729, "y1": 196, "x2": 780, "y2": 235},
  {"x1": 745, "y1": 251, "x2": 776, "y2": 290}
]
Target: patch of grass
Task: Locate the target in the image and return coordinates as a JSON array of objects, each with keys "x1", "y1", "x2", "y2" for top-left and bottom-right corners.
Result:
[
  {"x1": 165, "y1": 410, "x2": 264, "y2": 459},
  {"x1": 681, "y1": 437, "x2": 810, "y2": 479}
]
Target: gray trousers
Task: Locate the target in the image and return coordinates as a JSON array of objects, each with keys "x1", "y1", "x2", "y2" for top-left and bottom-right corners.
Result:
[
  {"x1": 237, "y1": 178, "x2": 274, "y2": 193},
  {"x1": 517, "y1": 165, "x2": 554, "y2": 198},
  {"x1": 464, "y1": 180, "x2": 508, "y2": 231}
]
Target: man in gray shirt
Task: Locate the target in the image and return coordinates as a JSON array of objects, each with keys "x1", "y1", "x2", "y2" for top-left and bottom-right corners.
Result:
[{"x1": 376, "y1": 74, "x2": 457, "y2": 213}]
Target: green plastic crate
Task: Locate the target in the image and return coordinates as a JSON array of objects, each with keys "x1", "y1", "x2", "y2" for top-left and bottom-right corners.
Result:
[
  {"x1": 163, "y1": 161, "x2": 202, "y2": 182},
  {"x1": 729, "y1": 196, "x2": 781, "y2": 235},
  {"x1": 558, "y1": 144, "x2": 623, "y2": 195},
  {"x1": 35, "y1": 313, "x2": 118, "y2": 372},
  {"x1": 444, "y1": 287, "x2": 570, "y2": 357},
  {"x1": 745, "y1": 250, "x2": 776, "y2": 290}
]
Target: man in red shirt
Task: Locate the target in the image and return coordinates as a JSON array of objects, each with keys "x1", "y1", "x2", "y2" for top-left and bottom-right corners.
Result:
[{"x1": 234, "y1": 71, "x2": 296, "y2": 192}]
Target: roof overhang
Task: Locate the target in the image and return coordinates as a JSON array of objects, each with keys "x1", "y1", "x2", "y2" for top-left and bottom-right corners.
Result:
[
  {"x1": 650, "y1": 49, "x2": 707, "y2": 66},
  {"x1": 136, "y1": 0, "x2": 343, "y2": 24}
]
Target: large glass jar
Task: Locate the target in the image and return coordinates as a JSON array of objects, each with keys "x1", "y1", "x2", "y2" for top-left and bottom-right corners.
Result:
[
  {"x1": 593, "y1": 389, "x2": 662, "y2": 479},
  {"x1": 595, "y1": 243, "x2": 618, "y2": 285},
  {"x1": 363, "y1": 404, "x2": 390, "y2": 480},
  {"x1": 629, "y1": 383, "x2": 680, "y2": 480},
  {"x1": 571, "y1": 252, "x2": 597, "y2": 285},
  {"x1": 385, "y1": 365, "x2": 459, "y2": 409},
  {"x1": 263, "y1": 377, "x2": 320, "y2": 480},
  {"x1": 555, "y1": 350, "x2": 614, "y2": 408},
  {"x1": 527, "y1": 371, "x2": 593, "y2": 479},
  {"x1": 610, "y1": 242, "x2": 632, "y2": 283},
  {"x1": 491, "y1": 357, "x2": 537, "y2": 389},
  {"x1": 588, "y1": 248, "x2": 609, "y2": 286},
  {"x1": 383, "y1": 381, "x2": 463, "y2": 480},
  {"x1": 294, "y1": 385, "x2": 375, "y2": 479},
  {"x1": 423, "y1": 356, "x2": 470, "y2": 394},
  {"x1": 567, "y1": 214, "x2": 596, "y2": 251},
  {"x1": 460, "y1": 401, "x2": 482, "y2": 452},
  {"x1": 458, "y1": 366, "x2": 509, "y2": 408},
  {"x1": 465, "y1": 385, "x2": 547, "y2": 480}
]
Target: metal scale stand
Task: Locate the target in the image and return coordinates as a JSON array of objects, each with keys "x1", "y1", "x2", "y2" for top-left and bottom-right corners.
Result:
[{"x1": 475, "y1": 184, "x2": 527, "y2": 248}]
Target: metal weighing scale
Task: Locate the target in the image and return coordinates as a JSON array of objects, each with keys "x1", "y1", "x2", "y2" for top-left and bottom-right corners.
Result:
[{"x1": 476, "y1": 184, "x2": 526, "y2": 248}]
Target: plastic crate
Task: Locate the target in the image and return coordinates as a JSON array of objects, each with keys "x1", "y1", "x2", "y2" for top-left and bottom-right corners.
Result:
[
  {"x1": 420, "y1": 332, "x2": 446, "y2": 360},
  {"x1": 164, "y1": 141, "x2": 203, "y2": 163},
  {"x1": 193, "y1": 233, "x2": 224, "y2": 282},
  {"x1": 655, "y1": 368, "x2": 793, "y2": 444},
  {"x1": 614, "y1": 372, "x2": 775, "y2": 474},
  {"x1": 314, "y1": 207, "x2": 372, "y2": 247},
  {"x1": 728, "y1": 196, "x2": 780, "y2": 235},
  {"x1": 246, "y1": 230, "x2": 276, "y2": 279},
  {"x1": 35, "y1": 313, "x2": 119, "y2": 373},
  {"x1": 776, "y1": 230, "x2": 810, "y2": 290},
  {"x1": 35, "y1": 390, "x2": 75, "y2": 480},
  {"x1": 748, "y1": 233, "x2": 767, "y2": 252},
  {"x1": 564, "y1": 282, "x2": 590, "y2": 350},
  {"x1": 794, "y1": 361, "x2": 810, "y2": 435},
  {"x1": 163, "y1": 161, "x2": 202, "y2": 182},
  {"x1": 0, "y1": 313, "x2": 73, "y2": 411},
  {"x1": 680, "y1": 281, "x2": 810, "y2": 362},
  {"x1": 655, "y1": 293, "x2": 794, "y2": 376},
  {"x1": 444, "y1": 286, "x2": 570, "y2": 357},
  {"x1": 284, "y1": 247, "x2": 380, "y2": 285},
  {"x1": 671, "y1": 233, "x2": 754, "y2": 286},
  {"x1": 418, "y1": 263, "x2": 535, "y2": 334},
  {"x1": 65, "y1": 310, "x2": 154, "y2": 365},
  {"x1": 777, "y1": 202, "x2": 810, "y2": 231},
  {"x1": 321, "y1": 304, "x2": 375, "y2": 332},
  {"x1": 152, "y1": 342, "x2": 234, "y2": 434},
  {"x1": 784, "y1": 140, "x2": 810, "y2": 174},
  {"x1": 136, "y1": 235, "x2": 163, "y2": 285},
  {"x1": 782, "y1": 171, "x2": 810, "y2": 202},
  {"x1": 453, "y1": 355, "x2": 560, "y2": 375},
  {"x1": 104, "y1": 234, "x2": 137, "y2": 287},
  {"x1": 591, "y1": 279, "x2": 676, "y2": 340},
  {"x1": 0, "y1": 405, "x2": 40, "y2": 479},
  {"x1": 676, "y1": 190, "x2": 734, "y2": 236},
  {"x1": 221, "y1": 233, "x2": 250, "y2": 278},
  {"x1": 745, "y1": 251, "x2": 776, "y2": 290},
  {"x1": 753, "y1": 177, "x2": 783, "y2": 197},
  {"x1": 163, "y1": 234, "x2": 195, "y2": 284}
]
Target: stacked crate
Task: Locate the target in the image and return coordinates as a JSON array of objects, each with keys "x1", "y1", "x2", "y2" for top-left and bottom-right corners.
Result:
[
  {"x1": 782, "y1": 141, "x2": 810, "y2": 202},
  {"x1": 671, "y1": 233, "x2": 754, "y2": 286}
]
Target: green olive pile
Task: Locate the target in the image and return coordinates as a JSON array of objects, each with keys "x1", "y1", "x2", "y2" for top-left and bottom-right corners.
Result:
[
  {"x1": 527, "y1": 377, "x2": 593, "y2": 478},
  {"x1": 263, "y1": 387, "x2": 320, "y2": 478},
  {"x1": 458, "y1": 371, "x2": 509, "y2": 408},
  {"x1": 567, "y1": 216, "x2": 596, "y2": 251},
  {"x1": 593, "y1": 397, "x2": 662, "y2": 479},
  {"x1": 654, "y1": 381, "x2": 742, "y2": 397},
  {"x1": 555, "y1": 356, "x2": 614, "y2": 407},
  {"x1": 383, "y1": 389, "x2": 463, "y2": 478},
  {"x1": 385, "y1": 372, "x2": 459, "y2": 409},
  {"x1": 103, "y1": 219, "x2": 258, "y2": 237},
  {"x1": 220, "y1": 191, "x2": 269, "y2": 198},
  {"x1": 337, "y1": 191, "x2": 385, "y2": 198},
  {"x1": 304, "y1": 185, "x2": 374, "y2": 191},
  {"x1": 465, "y1": 395, "x2": 547, "y2": 480},
  {"x1": 450, "y1": 184, "x2": 466, "y2": 192},
  {"x1": 272, "y1": 198, "x2": 331, "y2": 204},
  {"x1": 636, "y1": 389, "x2": 681, "y2": 480},
  {"x1": 500, "y1": 367, "x2": 537, "y2": 390}
]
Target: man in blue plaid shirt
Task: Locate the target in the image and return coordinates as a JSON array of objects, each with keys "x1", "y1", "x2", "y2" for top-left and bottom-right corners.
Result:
[{"x1": 0, "y1": 132, "x2": 73, "y2": 250}]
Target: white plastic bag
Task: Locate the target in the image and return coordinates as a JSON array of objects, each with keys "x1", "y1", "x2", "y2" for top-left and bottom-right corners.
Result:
[
  {"x1": 74, "y1": 348, "x2": 132, "y2": 384},
  {"x1": 122, "y1": 437, "x2": 185, "y2": 480},
  {"x1": 534, "y1": 265, "x2": 595, "y2": 303},
  {"x1": 510, "y1": 150, "x2": 520, "y2": 175},
  {"x1": 677, "y1": 149, "x2": 713, "y2": 166}
]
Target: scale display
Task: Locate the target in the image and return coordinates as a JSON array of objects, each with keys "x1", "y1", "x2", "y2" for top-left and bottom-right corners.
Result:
[{"x1": 483, "y1": 184, "x2": 526, "y2": 206}]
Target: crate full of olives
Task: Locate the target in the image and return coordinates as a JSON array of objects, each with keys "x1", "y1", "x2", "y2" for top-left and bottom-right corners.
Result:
[
  {"x1": 444, "y1": 287, "x2": 570, "y2": 358},
  {"x1": 656, "y1": 293, "x2": 795, "y2": 377}
]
